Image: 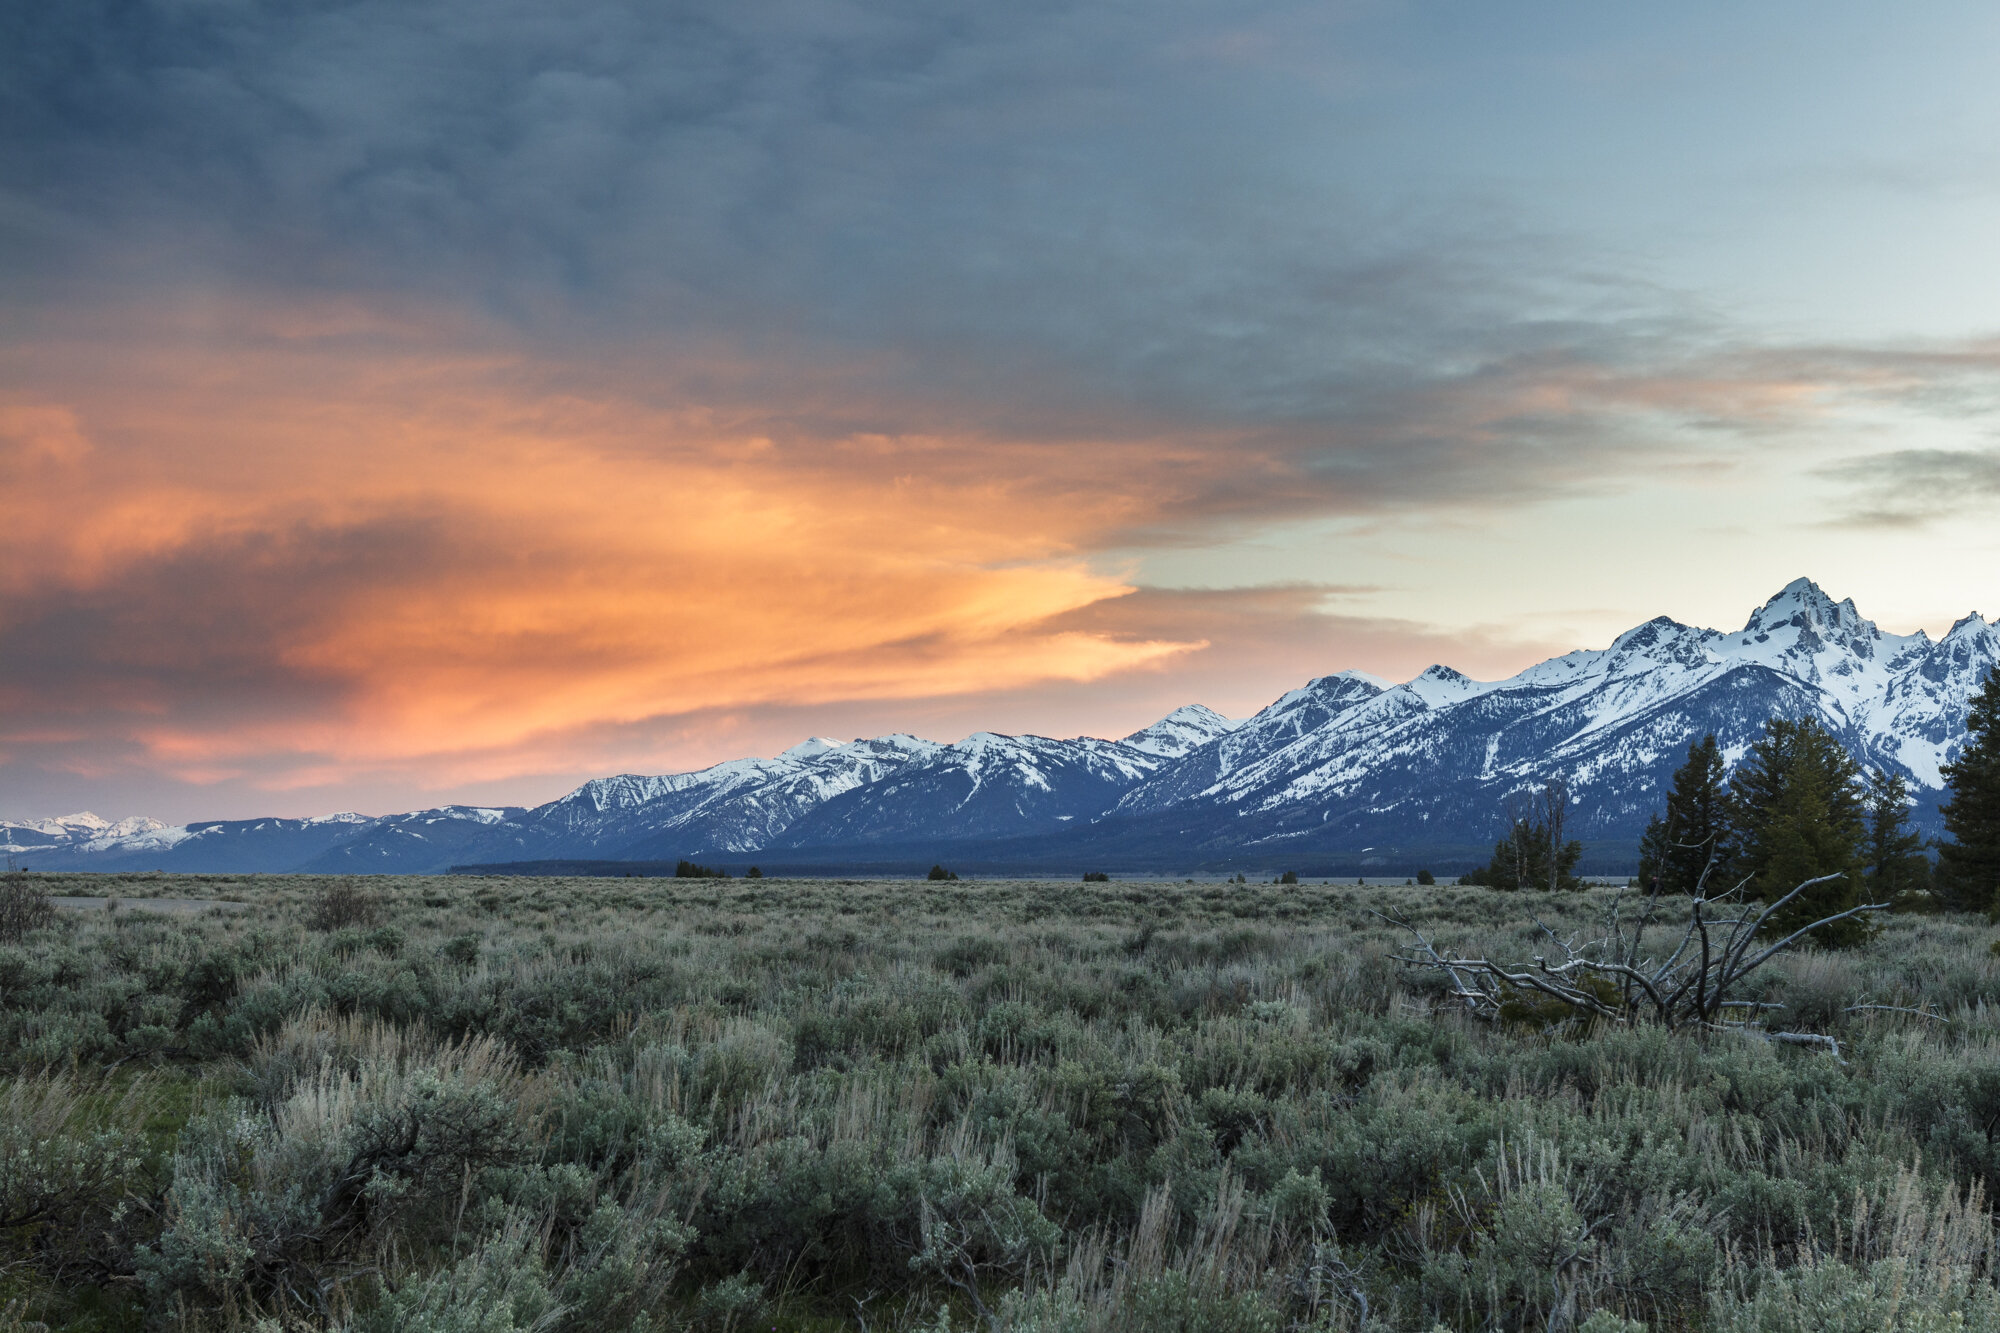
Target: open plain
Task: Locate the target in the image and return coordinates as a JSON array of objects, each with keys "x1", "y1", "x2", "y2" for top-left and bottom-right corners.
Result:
[{"x1": 4, "y1": 870, "x2": 2000, "y2": 1331}]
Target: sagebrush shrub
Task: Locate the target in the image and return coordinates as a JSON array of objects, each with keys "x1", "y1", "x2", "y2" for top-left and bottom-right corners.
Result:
[
  {"x1": 308, "y1": 879, "x2": 380, "y2": 931},
  {"x1": 0, "y1": 876, "x2": 54, "y2": 943},
  {"x1": 7, "y1": 875, "x2": 2000, "y2": 1329},
  {"x1": 343, "y1": 1217, "x2": 558, "y2": 1333},
  {"x1": 0, "y1": 1076, "x2": 147, "y2": 1279}
]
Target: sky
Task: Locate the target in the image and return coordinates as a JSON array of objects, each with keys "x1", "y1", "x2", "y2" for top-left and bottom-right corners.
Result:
[{"x1": 6, "y1": 1, "x2": 2000, "y2": 822}]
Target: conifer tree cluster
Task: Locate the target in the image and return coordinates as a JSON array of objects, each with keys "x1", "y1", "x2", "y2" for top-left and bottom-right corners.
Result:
[
  {"x1": 1470, "y1": 779, "x2": 1584, "y2": 891},
  {"x1": 1938, "y1": 664, "x2": 2000, "y2": 912},
  {"x1": 1474, "y1": 815, "x2": 1584, "y2": 890},
  {"x1": 1637, "y1": 734, "x2": 1734, "y2": 895},
  {"x1": 1864, "y1": 769, "x2": 1930, "y2": 903},
  {"x1": 1636, "y1": 718, "x2": 1923, "y2": 945},
  {"x1": 1730, "y1": 718, "x2": 1871, "y2": 944},
  {"x1": 1629, "y1": 667, "x2": 2000, "y2": 934}
]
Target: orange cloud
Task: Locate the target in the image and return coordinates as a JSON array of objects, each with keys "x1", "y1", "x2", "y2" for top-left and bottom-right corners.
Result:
[
  {"x1": 0, "y1": 305, "x2": 1204, "y2": 791},
  {"x1": 6, "y1": 289, "x2": 1989, "y2": 811},
  {"x1": 0, "y1": 402, "x2": 93, "y2": 467}
]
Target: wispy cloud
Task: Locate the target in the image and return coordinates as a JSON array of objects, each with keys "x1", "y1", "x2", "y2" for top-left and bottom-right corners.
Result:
[{"x1": 1818, "y1": 446, "x2": 2000, "y2": 527}]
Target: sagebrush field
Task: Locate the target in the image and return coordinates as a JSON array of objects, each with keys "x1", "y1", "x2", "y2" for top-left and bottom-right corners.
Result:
[{"x1": 4, "y1": 871, "x2": 2000, "y2": 1332}]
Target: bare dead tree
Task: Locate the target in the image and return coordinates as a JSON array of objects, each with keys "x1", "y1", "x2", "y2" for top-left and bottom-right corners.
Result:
[
  {"x1": 1380, "y1": 862, "x2": 1886, "y2": 1056},
  {"x1": 1541, "y1": 777, "x2": 1569, "y2": 894},
  {"x1": 1503, "y1": 788, "x2": 1533, "y2": 891}
]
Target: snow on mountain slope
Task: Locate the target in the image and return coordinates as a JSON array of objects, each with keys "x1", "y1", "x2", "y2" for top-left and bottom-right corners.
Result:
[
  {"x1": 1121, "y1": 705, "x2": 1239, "y2": 758},
  {"x1": 770, "y1": 731, "x2": 1168, "y2": 848},
  {"x1": 607, "y1": 734, "x2": 948, "y2": 857},
  {"x1": 1875, "y1": 615, "x2": 2000, "y2": 787},
  {"x1": 1115, "y1": 672, "x2": 1386, "y2": 816},
  {"x1": 2, "y1": 812, "x2": 161, "y2": 855},
  {"x1": 17, "y1": 812, "x2": 377, "y2": 873},
  {"x1": 1098, "y1": 580, "x2": 1998, "y2": 860},
  {"x1": 298, "y1": 807, "x2": 533, "y2": 873},
  {"x1": 13, "y1": 585, "x2": 1997, "y2": 873},
  {"x1": 71, "y1": 817, "x2": 191, "y2": 855}
]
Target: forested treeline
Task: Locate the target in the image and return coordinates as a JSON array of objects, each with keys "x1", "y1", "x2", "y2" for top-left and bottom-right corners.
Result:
[{"x1": 1463, "y1": 664, "x2": 2000, "y2": 941}]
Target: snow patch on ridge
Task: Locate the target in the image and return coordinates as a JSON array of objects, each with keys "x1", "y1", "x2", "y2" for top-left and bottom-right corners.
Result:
[{"x1": 1122, "y1": 704, "x2": 1239, "y2": 758}]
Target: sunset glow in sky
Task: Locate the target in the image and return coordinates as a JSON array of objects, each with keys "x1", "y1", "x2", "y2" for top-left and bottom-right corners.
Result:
[{"x1": 7, "y1": 2, "x2": 2000, "y2": 821}]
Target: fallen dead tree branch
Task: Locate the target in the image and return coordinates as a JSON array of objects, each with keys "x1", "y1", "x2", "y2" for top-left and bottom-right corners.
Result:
[{"x1": 1379, "y1": 866, "x2": 1886, "y2": 1050}]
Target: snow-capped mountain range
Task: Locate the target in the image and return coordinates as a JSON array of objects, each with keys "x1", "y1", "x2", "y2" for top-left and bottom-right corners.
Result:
[{"x1": 7, "y1": 581, "x2": 1996, "y2": 875}]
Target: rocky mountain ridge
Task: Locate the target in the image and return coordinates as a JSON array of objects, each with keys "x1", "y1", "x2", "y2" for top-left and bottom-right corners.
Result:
[{"x1": 8, "y1": 580, "x2": 1994, "y2": 874}]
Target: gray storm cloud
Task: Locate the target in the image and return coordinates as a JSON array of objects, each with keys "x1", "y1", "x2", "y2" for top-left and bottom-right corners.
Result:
[{"x1": 2, "y1": 0, "x2": 1762, "y2": 521}]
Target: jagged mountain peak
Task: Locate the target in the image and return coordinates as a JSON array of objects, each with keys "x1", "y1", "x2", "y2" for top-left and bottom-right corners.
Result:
[
  {"x1": 103, "y1": 815, "x2": 170, "y2": 836},
  {"x1": 1714, "y1": 580, "x2": 1936, "y2": 691},
  {"x1": 561, "y1": 761, "x2": 783, "y2": 814},
  {"x1": 938, "y1": 729, "x2": 1152, "y2": 771},
  {"x1": 1610, "y1": 615, "x2": 1705, "y2": 651},
  {"x1": 1945, "y1": 612, "x2": 1993, "y2": 641},
  {"x1": 1152, "y1": 703, "x2": 1233, "y2": 725},
  {"x1": 1106, "y1": 580, "x2": 1997, "y2": 861},
  {"x1": 833, "y1": 733, "x2": 946, "y2": 765},
  {"x1": 1748, "y1": 575, "x2": 1839, "y2": 620},
  {"x1": 1739, "y1": 577, "x2": 1875, "y2": 640},
  {"x1": 17, "y1": 811, "x2": 113, "y2": 835}
]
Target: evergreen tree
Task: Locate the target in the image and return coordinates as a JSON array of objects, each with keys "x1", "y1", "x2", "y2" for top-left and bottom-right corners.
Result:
[
  {"x1": 1477, "y1": 816, "x2": 1583, "y2": 891},
  {"x1": 1937, "y1": 664, "x2": 2000, "y2": 913},
  {"x1": 1864, "y1": 768, "x2": 1931, "y2": 906},
  {"x1": 1636, "y1": 811, "x2": 1671, "y2": 892},
  {"x1": 1730, "y1": 716, "x2": 1868, "y2": 945},
  {"x1": 1637, "y1": 735, "x2": 1736, "y2": 894}
]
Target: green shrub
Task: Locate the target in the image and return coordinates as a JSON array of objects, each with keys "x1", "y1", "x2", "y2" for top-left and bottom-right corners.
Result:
[
  {"x1": 936, "y1": 935, "x2": 1009, "y2": 977},
  {"x1": 0, "y1": 1076, "x2": 148, "y2": 1279},
  {"x1": 308, "y1": 879, "x2": 381, "y2": 931},
  {"x1": 688, "y1": 1272, "x2": 763, "y2": 1328},
  {"x1": 141, "y1": 1040, "x2": 535, "y2": 1310},
  {"x1": 441, "y1": 933, "x2": 482, "y2": 968},
  {"x1": 11, "y1": 873, "x2": 2000, "y2": 1329},
  {"x1": 344, "y1": 1218, "x2": 559, "y2": 1333}
]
